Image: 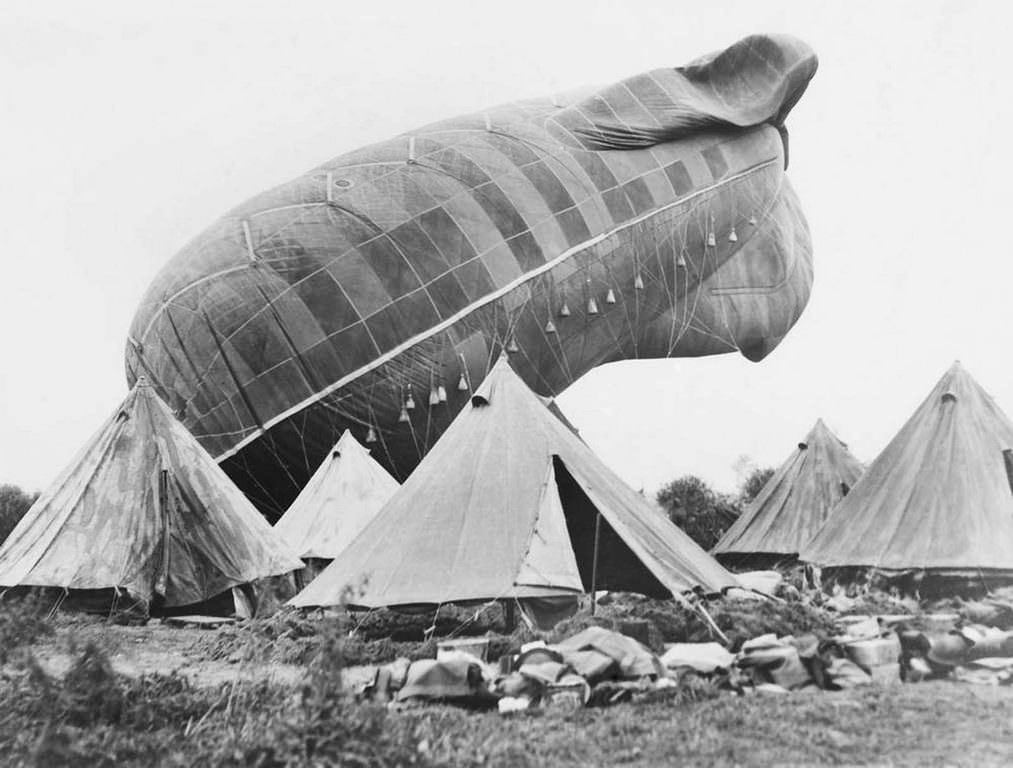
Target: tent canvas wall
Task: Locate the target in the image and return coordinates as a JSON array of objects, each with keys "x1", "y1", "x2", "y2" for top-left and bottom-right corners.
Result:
[
  {"x1": 800, "y1": 362, "x2": 1013, "y2": 592},
  {"x1": 273, "y1": 430, "x2": 399, "y2": 561},
  {"x1": 290, "y1": 357, "x2": 736, "y2": 609},
  {"x1": 0, "y1": 379, "x2": 303, "y2": 609},
  {"x1": 713, "y1": 419, "x2": 863, "y2": 567}
]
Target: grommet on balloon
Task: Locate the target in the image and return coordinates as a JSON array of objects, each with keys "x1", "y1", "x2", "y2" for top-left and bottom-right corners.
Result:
[
  {"x1": 728, "y1": 228, "x2": 738, "y2": 243},
  {"x1": 437, "y1": 384, "x2": 448, "y2": 403},
  {"x1": 457, "y1": 372, "x2": 469, "y2": 391},
  {"x1": 633, "y1": 274, "x2": 644, "y2": 290},
  {"x1": 428, "y1": 387, "x2": 440, "y2": 406},
  {"x1": 507, "y1": 337, "x2": 519, "y2": 353},
  {"x1": 605, "y1": 288, "x2": 616, "y2": 305},
  {"x1": 398, "y1": 406, "x2": 410, "y2": 424},
  {"x1": 748, "y1": 214, "x2": 758, "y2": 226},
  {"x1": 706, "y1": 231, "x2": 717, "y2": 247},
  {"x1": 366, "y1": 425, "x2": 378, "y2": 443},
  {"x1": 676, "y1": 251, "x2": 687, "y2": 268},
  {"x1": 405, "y1": 387, "x2": 416, "y2": 410},
  {"x1": 544, "y1": 319, "x2": 557, "y2": 334},
  {"x1": 559, "y1": 300, "x2": 571, "y2": 318}
]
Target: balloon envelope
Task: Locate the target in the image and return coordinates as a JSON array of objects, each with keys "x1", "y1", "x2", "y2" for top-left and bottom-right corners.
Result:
[{"x1": 126, "y1": 34, "x2": 818, "y2": 516}]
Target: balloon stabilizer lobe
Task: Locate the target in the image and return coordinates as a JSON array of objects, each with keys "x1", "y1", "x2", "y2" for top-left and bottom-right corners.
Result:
[{"x1": 126, "y1": 34, "x2": 818, "y2": 516}]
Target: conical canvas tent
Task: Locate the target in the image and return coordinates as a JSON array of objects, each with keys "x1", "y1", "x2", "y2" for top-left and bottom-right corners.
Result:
[
  {"x1": 274, "y1": 430, "x2": 399, "y2": 560},
  {"x1": 290, "y1": 357, "x2": 737, "y2": 609},
  {"x1": 800, "y1": 362, "x2": 1013, "y2": 591},
  {"x1": 713, "y1": 419, "x2": 864, "y2": 567},
  {"x1": 0, "y1": 379, "x2": 303, "y2": 608}
]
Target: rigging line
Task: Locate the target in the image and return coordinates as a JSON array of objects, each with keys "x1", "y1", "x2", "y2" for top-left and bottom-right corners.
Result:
[
  {"x1": 677, "y1": 319, "x2": 739, "y2": 348},
  {"x1": 141, "y1": 203, "x2": 384, "y2": 348},
  {"x1": 200, "y1": 308, "x2": 264, "y2": 430},
  {"x1": 261, "y1": 432, "x2": 305, "y2": 503},
  {"x1": 539, "y1": 275, "x2": 575, "y2": 385},
  {"x1": 252, "y1": 284, "x2": 325, "y2": 394},
  {"x1": 296, "y1": 408, "x2": 311, "y2": 476},
  {"x1": 671, "y1": 210, "x2": 711, "y2": 352},
  {"x1": 429, "y1": 335, "x2": 452, "y2": 448},
  {"x1": 422, "y1": 359, "x2": 436, "y2": 452},
  {"x1": 708, "y1": 212, "x2": 741, "y2": 351},
  {"x1": 347, "y1": 607, "x2": 378, "y2": 637},
  {"x1": 598, "y1": 295, "x2": 631, "y2": 368},
  {"x1": 483, "y1": 126, "x2": 602, "y2": 202},
  {"x1": 674, "y1": 207, "x2": 700, "y2": 332},
  {"x1": 170, "y1": 172, "x2": 714, "y2": 391},
  {"x1": 139, "y1": 265, "x2": 248, "y2": 342},
  {"x1": 152, "y1": 329, "x2": 195, "y2": 413},
  {"x1": 249, "y1": 204, "x2": 318, "y2": 250},
  {"x1": 233, "y1": 452, "x2": 287, "y2": 514},
  {"x1": 191, "y1": 425, "x2": 260, "y2": 441},
  {"x1": 145, "y1": 153, "x2": 768, "y2": 348},
  {"x1": 630, "y1": 231, "x2": 646, "y2": 359},
  {"x1": 675, "y1": 255, "x2": 718, "y2": 352},
  {"x1": 607, "y1": 239, "x2": 638, "y2": 360},
  {"x1": 442, "y1": 598, "x2": 502, "y2": 642},
  {"x1": 129, "y1": 341, "x2": 166, "y2": 393},
  {"x1": 663, "y1": 218, "x2": 689, "y2": 355},
  {"x1": 715, "y1": 286, "x2": 741, "y2": 353},
  {"x1": 394, "y1": 361, "x2": 418, "y2": 459},
  {"x1": 163, "y1": 308, "x2": 208, "y2": 413},
  {"x1": 372, "y1": 396, "x2": 399, "y2": 472},
  {"x1": 214, "y1": 160, "x2": 776, "y2": 462},
  {"x1": 482, "y1": 308, "x2": 500, "y2": 375},
  {"x1": 47, "y1": 589, "x2": 68, "y2": 621},
  {"x1": 512, "y1": 314, "x2": 558, "y2": 399}
]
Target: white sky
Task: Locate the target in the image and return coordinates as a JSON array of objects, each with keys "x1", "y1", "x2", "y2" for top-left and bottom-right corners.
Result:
[{"x1": 2, "y1": 0, "x2": 1011, "y2": 496}]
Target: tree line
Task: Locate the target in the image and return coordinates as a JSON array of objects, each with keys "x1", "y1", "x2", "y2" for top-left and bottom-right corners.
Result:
[{"x1": 655, "y1": 466, "x2": 774, "y2": 550}]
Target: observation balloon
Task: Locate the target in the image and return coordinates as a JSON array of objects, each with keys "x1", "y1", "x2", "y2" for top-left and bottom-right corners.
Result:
[{"x1": 126, "y1": 34, "x2": 818, "y2": 516}]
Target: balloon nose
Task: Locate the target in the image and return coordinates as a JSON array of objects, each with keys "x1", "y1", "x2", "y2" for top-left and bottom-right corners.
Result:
[{"x1": 739, "y1": 337, "x2": 778, "y2": 362}]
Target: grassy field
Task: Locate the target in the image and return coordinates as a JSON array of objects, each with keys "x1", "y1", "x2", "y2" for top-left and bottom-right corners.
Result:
[
  {"x1": 403, "y1": 684, "x2": 1013, "y2": 767},
  {"x1": 3, "y1": 597, "x2": 1013, "y2": 766}
]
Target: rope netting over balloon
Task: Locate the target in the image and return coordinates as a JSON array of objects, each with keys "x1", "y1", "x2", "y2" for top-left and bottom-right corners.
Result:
[
  {"x1": 125, "y1": 36, "x2": 816, "y2": 517},
  {"x1": 128, "y1": 171, "x2": 806, "y2": 518}
]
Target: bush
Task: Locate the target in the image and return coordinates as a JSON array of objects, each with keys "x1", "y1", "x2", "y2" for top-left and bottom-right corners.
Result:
[
  {"x1": 0, "y1": 484, "x2": 39, "y2": 544},
  {"x1": 656, "y1": 475, "x2": 741, "y2": 549},
  {"x1": 738, "y1": 467, "x2": 775, "y2": 505},
  {"x1": 0, "y1": 591, "x2": 53, "y2": 663},
  {"x1": 3, "y1": 618, "x2": 427, "y2": 767}
]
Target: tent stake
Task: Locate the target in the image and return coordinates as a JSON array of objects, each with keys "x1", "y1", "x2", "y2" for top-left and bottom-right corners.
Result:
[
  {"x1": 694, "y1": 599, "x2": 730, "y2": 646},
  {"x1": 590, "y1": 511, "x2": 602, "y2": 616}
]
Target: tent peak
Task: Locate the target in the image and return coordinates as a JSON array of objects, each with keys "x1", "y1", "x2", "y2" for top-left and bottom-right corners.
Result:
[
  {"x1": 290, "y1": 354, "x2": 736, "y2": 608},
  {"x1": 0, "y1": 374, "x2": 302, "y2": 605},
  {"x1": 470, "y1": 354, "x2": 516, "y2": 407},
  {"x1": 800, "y1": 362, "x2": 1013, "y2": 574},
  {"x1": 334, "y1": 429, "x2": 367, "y2": 453},
  {"x1": 944, "y1": 360, "x2": 969, "y2": 378},
  {"x1": 806, "y1": 418, "x2": 846, "y2": 447}
]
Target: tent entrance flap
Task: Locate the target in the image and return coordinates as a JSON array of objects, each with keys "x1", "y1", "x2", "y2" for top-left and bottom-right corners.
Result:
[
  {"x1": 1003, "y1": 449, "x2": 1013, "y2": 497},
  {"x1": 515, "y1": 461, "x2": 583, "y2": 591},
  {"x1": 552, "y1": 457, "x2": 670, "y2": 598}
]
